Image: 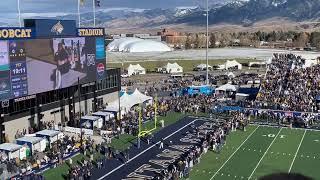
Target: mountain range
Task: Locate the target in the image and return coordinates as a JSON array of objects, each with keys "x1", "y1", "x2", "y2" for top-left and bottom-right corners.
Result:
[{"x1": 4, "y1": 0, "x2": 320, "y2": 33}]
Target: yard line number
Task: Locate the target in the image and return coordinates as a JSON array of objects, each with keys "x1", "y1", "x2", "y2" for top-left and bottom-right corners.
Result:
[{"x1": 262, "y1": 134, "x2": 286, "y2": 138}]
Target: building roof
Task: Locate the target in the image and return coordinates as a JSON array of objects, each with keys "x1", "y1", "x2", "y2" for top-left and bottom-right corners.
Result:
[{"x1": 123, "y1": 40, "x2": 171, "y2": 53}]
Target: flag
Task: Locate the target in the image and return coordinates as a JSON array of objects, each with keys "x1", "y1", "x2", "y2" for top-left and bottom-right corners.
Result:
[
  {"x1": 80, "y1": 0, "x2": 85, "y2": 6},
  {"x1": 95, "y1": 0, "x2": 100, "y2": 7}
]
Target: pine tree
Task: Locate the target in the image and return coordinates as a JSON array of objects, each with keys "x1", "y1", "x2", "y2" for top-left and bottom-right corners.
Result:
[
  {"x1": 209, "y1": 33, "x2": 216, "y2": 48},
  {"x1": 185, "y1": 35, "x2": 192, "y2": 49}
]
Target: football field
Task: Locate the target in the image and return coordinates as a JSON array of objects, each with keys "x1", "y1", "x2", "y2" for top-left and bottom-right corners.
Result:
[{"x1": 189, "y1": 125, "x2": 320, "y2": 180}]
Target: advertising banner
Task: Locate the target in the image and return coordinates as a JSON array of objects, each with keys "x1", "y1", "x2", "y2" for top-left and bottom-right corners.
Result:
[{"x1": 95, "y1": 37, "x2": 106, "y2": 80}]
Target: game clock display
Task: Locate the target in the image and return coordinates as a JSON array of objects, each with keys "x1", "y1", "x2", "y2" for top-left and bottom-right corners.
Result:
[{"x1": 9, "y1": 40, "x2": 28, "y2": 98}]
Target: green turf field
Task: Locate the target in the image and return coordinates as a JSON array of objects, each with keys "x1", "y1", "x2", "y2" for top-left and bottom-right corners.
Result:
[{"x1": 189, "y1": 125, "x2": 320, "y2": 180}]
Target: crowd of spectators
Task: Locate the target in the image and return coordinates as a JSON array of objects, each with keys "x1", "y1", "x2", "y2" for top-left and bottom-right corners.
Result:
[
  {"x1": 153, "y1": 113, "x2": 247, "y2": 179},
  {"x1": 256, "y1": 53, "x2": 320, "y2": 112}
]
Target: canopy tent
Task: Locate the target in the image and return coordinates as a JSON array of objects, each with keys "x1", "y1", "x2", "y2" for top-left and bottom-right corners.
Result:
[
  {"x1": 105, "y1": 90, "x2": 153, "y2": 116},
  {"x1": 215, "y1": 84, "x2": 237, "y2": 92},
  {"x1": 92, "y1": 111, "x2": 115, "y2": 122},
  {"x1": 303, "y1": 59, "x2": 318, "y2": 68},
  {"x1": 225, "y1": 72, "x2": 235, "y2": 78},
  {"x1": 36, "y1": 129, "x2": 63, "y2": 145},
  {"x1": 0, "y1": 143, "x2": 27, "y2": 160},
  {"x1": 131, "y1": 88, "x2": 153, "y2": 104},
  {"x1": 218, "y1": 60, "x2": 242, "y2": 70},
  {"x1": 195, "y1": 64, "x2": 212, "y2": 71},
  {"x1": 158, "y1": 62, "x2": 183, "y2": 74},
  {"x1": 16, "y1": 136, "x2": 46, "y2": 155},
  {"x1": 127, "y1": 64, "x2": 146, "y2": 76},
  {"x1": 80, "y1": 115, "x2": 103, "y2": 129}
]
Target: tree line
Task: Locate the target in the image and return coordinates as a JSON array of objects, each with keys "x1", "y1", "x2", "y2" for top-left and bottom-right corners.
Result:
[{"x1": 182, "y1": 31, "x2": 320, "y2": 49}]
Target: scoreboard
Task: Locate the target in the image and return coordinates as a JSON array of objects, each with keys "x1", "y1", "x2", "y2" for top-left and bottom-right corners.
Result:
[{"x1": 0, "y1": 25, "x2": 106, "y2": 102}]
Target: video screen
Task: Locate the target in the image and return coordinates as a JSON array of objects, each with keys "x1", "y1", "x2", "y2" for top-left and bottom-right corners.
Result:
[
  {"x1": 25, "y1": 37, "x2": 97, "y2": 95},
  {"x1": 0, "y1": 36, "x2": 105, "y2": 101}
]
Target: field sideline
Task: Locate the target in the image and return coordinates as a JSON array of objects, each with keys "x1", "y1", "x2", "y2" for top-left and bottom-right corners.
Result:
[{"x1": 188, "y1": 125, "x2": 320, "y2": 180}]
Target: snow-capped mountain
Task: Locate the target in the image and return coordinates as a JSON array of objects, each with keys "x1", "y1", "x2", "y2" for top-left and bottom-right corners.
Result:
[
  {"x1": 6, "y1": 0, "x2": 320, "y2": 31},
  {"x1": 174, "y1": 0, "x2": 320, "y2": 25}
]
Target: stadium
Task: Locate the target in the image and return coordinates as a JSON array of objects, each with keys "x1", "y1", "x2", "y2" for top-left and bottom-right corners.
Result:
[{"x1": 1, "y1": 1, "x2": 320, "y2": 180}]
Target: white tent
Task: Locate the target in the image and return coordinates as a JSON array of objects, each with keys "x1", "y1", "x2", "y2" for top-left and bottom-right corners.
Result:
[
  {"x1": 131, "y1": 88, "x2": 153, "y2": 104},
  {"x1": 127, "y1": 64, "x2": 146, "y2": 76},
  {"x1": 195, "y1": 64, "x2": 212, "y2": 71},
  {"x1": 0, "y1": 143, "x2": 27, "y2": 160},
  {"x1": 159, "y1": 62, "x2": 183, "y2": 74},
  {"x1": 105, "y1": 90, "x2": 153, "y2": 116},
  {"x1": 215, "y1": 84, "x2": 237, "y2": 92},
  {"x1": 16, "y1": 136, "x2": 46, "y2": 154},
  {"x1": 105, "y1": 92, "x2": 131, "y2": 114},
  {"x1": 303, "y1": 59, "x2": 318, "y2": 68},
  {"x1": 225, "y1": 72, "x2": 235, "y2": 78},
  {"x1": 218, "y1": 60, "x2": 242, "y2": 70}
]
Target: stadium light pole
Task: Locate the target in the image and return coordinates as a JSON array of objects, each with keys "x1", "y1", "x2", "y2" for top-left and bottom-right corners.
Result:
[
  {"x1": 78, "y1": 0, "x2": 81, "y2": 27},
  {"x1": 205, "y1": 0, "x2": 209, "y2": 85},
  {"x1": 93, "y1": 0, "x2": 96, "y2": 27},
  {"x1": 17, "y1": 0, "x2": 22, "y2": 27}
]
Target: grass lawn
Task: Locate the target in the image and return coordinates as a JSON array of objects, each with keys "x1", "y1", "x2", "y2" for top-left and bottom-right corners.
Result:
[
  {"x1": 43, "y1": 150, "x2": 104, "y2": 180},
  {"x1": 108, "y1": 58, "x2": 256, "y2": 72},
  {"x1": 43, "y1": 153, "x2": 86, "y2": 180},
  {"x1": 188, "y1": 125, "x2": 320, "y2": 180}
]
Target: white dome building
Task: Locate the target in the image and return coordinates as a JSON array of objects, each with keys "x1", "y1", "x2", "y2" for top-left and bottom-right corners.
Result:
[
  {"x1": 107, "y1": 38, "x2": 171, "y2": 53},
  {"x1": 123, "y1": 40, "x2": 171, "y2": 53},
  {"x1": 107, "y1": 37, "x2": 143, "y2": 52}
]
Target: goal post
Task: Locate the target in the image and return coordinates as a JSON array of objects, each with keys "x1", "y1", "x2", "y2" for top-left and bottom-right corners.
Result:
[{"x1": 138, "y1": 96, "x2": 157, "y2": 138}]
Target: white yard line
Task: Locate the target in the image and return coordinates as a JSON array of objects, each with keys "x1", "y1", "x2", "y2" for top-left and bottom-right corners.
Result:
[
  {"x1": 97, "y1": 118, "x2": 203, "y2": 180},
  {"x1": 209, "y1": 125, "x2": 260, "y2": 180},
  {"x1": 288, "y1": 130, "x2": 306, "y2": 173},
  {"x1": 248, "y1": 127, "x2": 283, "y2": 179}
]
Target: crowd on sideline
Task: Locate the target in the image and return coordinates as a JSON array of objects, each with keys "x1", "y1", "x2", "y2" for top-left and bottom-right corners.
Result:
[{"x1": 153, "y1": 113, "x2": 247, "y2": 179}]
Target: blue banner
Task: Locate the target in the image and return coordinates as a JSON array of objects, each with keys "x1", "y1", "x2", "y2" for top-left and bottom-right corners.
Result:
[
  {"x1": 24, "y1": 19, "x2": 77, "y2": 38},
  {"x1": 95, "y1": 37, "x2": 105, "y2": 60}
]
